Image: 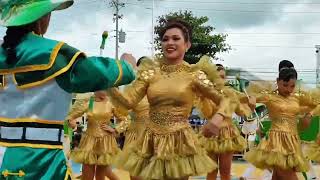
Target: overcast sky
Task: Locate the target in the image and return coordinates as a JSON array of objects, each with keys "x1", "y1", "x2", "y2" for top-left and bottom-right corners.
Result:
[{"x1": 1, "y1": 0, "x2": 320, "y2": 85}]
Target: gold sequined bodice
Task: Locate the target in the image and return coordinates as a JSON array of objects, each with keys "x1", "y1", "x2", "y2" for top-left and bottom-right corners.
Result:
[
  {"x1": 108, "y1": 58, "x2": 233, "y2": 134},
  {"x1": 147, "y1": 68, "x2": 194, "y2": 117},
  {"x1": 146, "y1": 62, "x2": 210, "y2": 133},
  {"x1": 259, "y1": 93, "x2": 301, "y2": 134},
  {"x1": 68, "y1": 96, "x2": 129, "y2": 135},
  {"x1": 86, "y1": 101, "x2": 114, "y2": 137}
]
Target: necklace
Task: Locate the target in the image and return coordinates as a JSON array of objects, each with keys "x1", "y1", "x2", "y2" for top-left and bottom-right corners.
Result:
[{"x1": 159, "y1": 61, "x2": 190, "y2": 78}]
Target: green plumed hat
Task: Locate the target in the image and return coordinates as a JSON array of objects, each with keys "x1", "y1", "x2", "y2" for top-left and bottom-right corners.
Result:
[{"x1": 0, "y1": 0, "x2": 74, "y2": 26}]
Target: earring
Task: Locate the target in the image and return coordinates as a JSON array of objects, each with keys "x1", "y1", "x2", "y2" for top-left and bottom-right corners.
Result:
[{"x1": 186, "y1": 49, "x2": 189, "y2": 52}]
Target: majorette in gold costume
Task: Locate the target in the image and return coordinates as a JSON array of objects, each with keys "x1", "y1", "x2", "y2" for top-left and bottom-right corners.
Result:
[
  {"x1": 108, "y1": 56, "x2": 250, "y2": 179},
  {"x1": 245, "y1": 84, "x2": 320, "y2": 172},
  {"x1": 67, "y1": 95, "x2": 129, "y2": 166},
  {"x1": 199, "y1": 84, "x2": 251, "y2": 155}
]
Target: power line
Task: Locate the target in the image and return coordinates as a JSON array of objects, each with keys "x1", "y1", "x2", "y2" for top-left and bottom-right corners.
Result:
[
  {"x1": 123, "y1": 30, "x2": 320, "y2": 37},
  {"x1": 151, "y1": 0, "x2": 320, "y2": 5},
  {"x1": 121, "y1": 30, "x2": 320, "y2": 35},
  {"x1": 125, "y1": 3, "x2": 320, "y2": 14},
  {"x1": 126, "y1": 30, "x2": 146, "y2": 32},
  {"x1": 216, "y1": 32, "x2": 320, "y2": 35},
  {"x1": 125, "y1": 2, "x2": 145, "y2": 6},
  {"x1": 230, "y1": 45, "x2": 314, "y2": 49}
]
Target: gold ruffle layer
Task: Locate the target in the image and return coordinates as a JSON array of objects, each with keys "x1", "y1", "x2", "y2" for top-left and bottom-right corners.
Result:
[
  {"x1": 244, "y1": 130, "x2": 309, "y2": 172},
  {"x1": 123, "y1": 123, "x2": 145, "y2": 150},
  {"x1": 116, "y1": 127, "x2": 216, "y2": 179},
  {"x1": 71, "y1": 132, "x2": 120, "y2": 165},
  {"x1": 200, "y1": 124, "x2": 247, "y2": 154}
]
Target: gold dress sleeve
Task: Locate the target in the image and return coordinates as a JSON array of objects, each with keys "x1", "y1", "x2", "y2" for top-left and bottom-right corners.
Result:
[
  {"x1": 254, "y1": 93, "x2": 272, "y2": 105},
  {"x1": 247, "y1": 81, "x2": 275, "y2": 96},
  {"x1": 191, "y1": 56, "x2": 247, "y2": 119},
  {"x1": 193, "y1": 71, "x2": 223, "y2": 103},
  {"x1": 246, "y1": 81, "x2": 273, "y2": 105},
  {"x1": 66, "y1": 98, "x2": 89, "y2": 120},
  {"x1": 190, "y1": 55, "x2": 225, "y2": 89},
  {"x1": 235, "y1": 103, "x2": 252, "y2": 117},
  {"x1": 193, "y1": 95, "x2": 217, "y2": 119},
  {"x1": 107, "y1": 59, "x2": 154, "y2": 112},
  {"x1": 298, "y1": 90, "x2": 320, "y2": 116},
  {"x1": 192, "y1": 70, "x2": 235, "y2": 119},
  {"x1": 227, "y1": 88, "x2": 252, "y2": 117},
  {"x1": 234, "y1": 98, "x2": 252, "y2": 117},
  {"x1": 113, "y1": 107, "x2": 131, "y2": 134}
]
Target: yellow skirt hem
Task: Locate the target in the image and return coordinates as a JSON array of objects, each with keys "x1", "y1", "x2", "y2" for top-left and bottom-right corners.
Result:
[
  {"x1": 244, "y1": 149, "x2": 309, "y2": 172},
  {"x1": 71, "y1": 150, "x2": 119, "y2": 166},
  {"x1": 116, "y1": 150, "x2": 216, "y2": 179},
  {"x1": 201, "y1": 135, "x2": 247, "y2": 154}
]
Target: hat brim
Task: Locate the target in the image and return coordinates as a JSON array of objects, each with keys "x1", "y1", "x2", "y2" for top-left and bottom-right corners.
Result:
[{"x1": 0, "y1": 0, "x2": 74, "y2": 27}]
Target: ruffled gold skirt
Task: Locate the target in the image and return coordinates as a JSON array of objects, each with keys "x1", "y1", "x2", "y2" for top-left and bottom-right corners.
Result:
[
  {"x1": 123, "y1": 123, "x2": 145, "y2": 150},
  {"x1": 116, "y1": 127, "x2": 216, "y2": 179},
  {"x1": 244, "y1": 130, "x2": 309, "y2": 172},
  {"x1": 71, "y1": 132, "x2": 120, "y2": 165},
  {"x1": 306, "y1": 142, "x2": 320, "y2": 162},
  {"x1": 200, "y1": 124, "x2": 247, "y2": 154},
  {"x1": 123, "y1": 130, "x2": 137, "y2": 149}
]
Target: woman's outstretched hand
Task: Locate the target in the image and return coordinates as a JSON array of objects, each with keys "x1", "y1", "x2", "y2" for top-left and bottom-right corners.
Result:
[
  {"x1": 101, "y1": 123, "x2": 116, "y2": 135},
  {"x1": 202, "y1": 113, "x2": 224, "y2": 138}
]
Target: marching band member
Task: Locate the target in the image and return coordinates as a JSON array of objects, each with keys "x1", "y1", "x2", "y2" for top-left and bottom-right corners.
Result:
[{"x1": 0, "y1": 1, "x2": 135, "y2": 179}]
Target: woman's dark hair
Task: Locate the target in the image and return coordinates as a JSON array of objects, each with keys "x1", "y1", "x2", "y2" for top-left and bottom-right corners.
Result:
[
  {"x1": 158, "y1": 18, "x2": 192, "y2": 42},
  {"x1": 278, "y1": 60, "x2": 294, "y2": 72},
  {"x1": 137, "y1": 56, "x2": 147, "y2": 67},
  {"x1": 1, "y1": 23, "x2": 36, "y2": 65},
  {"x1": 278, "y1": 67, "x2": 297, "y2": 82},
  {"x1": 216, "y1": 63, "x2": 224, "y2": 71}
]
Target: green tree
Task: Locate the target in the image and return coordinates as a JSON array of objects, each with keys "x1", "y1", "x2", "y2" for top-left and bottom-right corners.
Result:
[{"x1": 154, "y1": 10, "x2": 230, "y2": 64}]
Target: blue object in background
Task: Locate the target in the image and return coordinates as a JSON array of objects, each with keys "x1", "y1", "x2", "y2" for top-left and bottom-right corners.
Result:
[{"x1": 71, "y1": 161, "x2": 82, "y2": 175}]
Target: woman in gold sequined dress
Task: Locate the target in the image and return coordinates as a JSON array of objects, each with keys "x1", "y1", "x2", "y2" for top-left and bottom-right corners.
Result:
[
  {"x1": 244, "y1": 67, "x2": 320, "y2": 180},
  {"x1": 108, "y1": 19, "x2": 251, "y2": 180},
  {"x1": 67, "y1": 91, "x2": 129, "y2": 180},
  {"x1": 200, "y1": 64, "x2": 252, "y2": 180}
]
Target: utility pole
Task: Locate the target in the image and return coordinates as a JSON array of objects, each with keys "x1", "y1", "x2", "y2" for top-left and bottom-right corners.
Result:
[
  {"x1": 316, "y1": 45, "x2": 320, "y2": 87},
  {"x1": 151, "y1": 0, "x2": 155, "y2": 56},
  {"x1": 110, "y1": 0, "x2": 124, "y2": 60}
]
